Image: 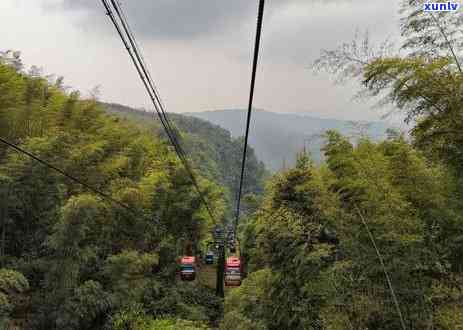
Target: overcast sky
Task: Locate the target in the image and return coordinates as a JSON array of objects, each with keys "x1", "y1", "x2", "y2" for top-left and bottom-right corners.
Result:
[{"x1": 1, "y1": 0, "x2": 402, "y2": 121}]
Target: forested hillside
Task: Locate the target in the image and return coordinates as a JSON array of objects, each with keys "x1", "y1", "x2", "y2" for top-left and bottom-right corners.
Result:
[
  {"x1": 223, "y1": 1, "x2": 463, "y2": 329},
  {"x1": 102, "y1": 103, "x2": 267, "y2": 215},
  {"x1": 0, "y1": 57, "x2": 233, "y2": 329},
  {"x1": 189, "y1": 109, "x2": 392, "y2": 171},
  {"x1": 225, "y1": 134, "x2": 463, "y2": 329}
]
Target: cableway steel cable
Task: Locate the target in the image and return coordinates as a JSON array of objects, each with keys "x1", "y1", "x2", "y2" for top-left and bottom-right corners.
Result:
[
  {"x1": 111, "y1": 0, "x2": 180, "y2": 139},
  {"x1": 102, "y1": 0, "x2": 180, "y2": 157},
  {"x1": 102, "y1": 0, "x2": 213, "y2": 220},
  {"x1": 0, "y1": 136, "x2": 141, "y2": 217},
  {"x1": 354, "y1": 204, "x2": 406, "y2": 330},
  {"x1": 229, "y1": 3, "x2": 406, "y2": 327},
  {"x1": 110, "y1": 0, "x2": 183, "y2": 151},
  {"x1": 234, "y1": 0, "x2": 266, "y2": 231},
  {"x1": 101, "y1": 0, "x2": 216, "y2": 222},
  {"x1": 2, "y1": 5, "x2": 409, "y2": 320},
  {"x1": 108, "y1": 1, "x2": 198, "y2": 199}
]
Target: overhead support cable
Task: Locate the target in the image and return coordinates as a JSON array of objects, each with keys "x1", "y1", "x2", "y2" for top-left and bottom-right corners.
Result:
[
  {"x1": 234, "y1": 0, "x2": 266, "y2": 231},
  {"x1": 109, "y1": 0, "x2": 182, "y2": 147},
  {"x1": 101, "y1": 0, "x2": 177, "y2": 151},
  {"x1": 100, "y1": 0, "x2": 216, "y2": 223},
  {"x1": 354, "y1": 205, "x2": 406, "y2": 330},
  {"x1": 0, "y1": 137, "x2": 139, "y2": 216}
]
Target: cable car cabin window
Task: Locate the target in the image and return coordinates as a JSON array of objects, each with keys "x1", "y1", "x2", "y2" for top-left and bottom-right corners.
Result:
[
  {"x1": 181, "y1": 264, "x2": 194, "y2": 271},
  {"x1": 180, "y1": 257, "x2": 196, "y2": 271},
  {"x1": 226, "y1": 267, "x2": 240, "y2": 274},
  {"x1": 225, "y1": 268, "x2": 242, "y2": 286},
  {"x1": 205, "y1": 253, "x2": 214, "y2": 264},
  {"x1": 180, "y1": 263, "x2": 196, "y2": 281}
]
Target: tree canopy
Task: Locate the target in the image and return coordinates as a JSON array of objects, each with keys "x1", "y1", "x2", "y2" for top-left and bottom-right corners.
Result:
[
  {"x1": 0, "y1": 54, "x2": 231, "y2": 329},
  {"x1": 225, "y1": 2, "x2": 463, "y2": 329}
]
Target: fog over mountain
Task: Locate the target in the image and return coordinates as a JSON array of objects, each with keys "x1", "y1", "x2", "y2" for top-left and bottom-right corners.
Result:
[{"x1": 188, "y1": 109, "x2": 393, "y2": 171}]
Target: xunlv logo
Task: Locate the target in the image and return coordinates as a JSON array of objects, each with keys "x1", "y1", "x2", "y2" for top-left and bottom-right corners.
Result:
[{"x1": 423, "y1": 2, "x2": 460, "y2": 11}]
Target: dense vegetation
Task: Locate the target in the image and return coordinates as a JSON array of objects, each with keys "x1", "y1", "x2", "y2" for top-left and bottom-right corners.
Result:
[
  {"x1": 0, "y1": 54, "x2": 245, "y2": 329},
  {"x1": 2, "y1": 1, "x2": 463, "y2": 329},
  {"x1": 224, "y1": 1, "x2": 463, "y2": 329},
  {"x1": 102, "y1": 103, "x2": 267, "y2": 217},
  {"x1": 225, "y1": 134, "x2": 463, "y2": 329}
]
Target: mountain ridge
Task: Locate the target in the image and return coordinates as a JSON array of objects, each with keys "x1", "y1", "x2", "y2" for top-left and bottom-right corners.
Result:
[{"x1": 186, "y1": 109, "x2": 393, "y2": 171}]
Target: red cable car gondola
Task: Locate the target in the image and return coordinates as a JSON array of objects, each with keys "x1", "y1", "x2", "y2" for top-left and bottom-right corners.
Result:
[
  {"x1": 225, "y1": 256, "x2": 241, "y2": 287},
  {"x1": 180, "y1": 256, "x2": 196, "y2": 281}
]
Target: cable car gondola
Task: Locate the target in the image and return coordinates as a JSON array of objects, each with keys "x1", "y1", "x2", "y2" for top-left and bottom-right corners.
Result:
[
  {"x1": 180, "y1": 256, "x2": 196, "y2": 281},
  {"x1": 225, "y1": 256, "x2": 241, "y2": 287},
  {"x1": 205, "y1": 251, "x2": 214, "y2": 265}
]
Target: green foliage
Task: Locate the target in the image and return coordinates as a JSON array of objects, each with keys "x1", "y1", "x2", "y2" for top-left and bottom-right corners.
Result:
[
  {"x1": 103, "y1": 103, "x2": 267, "y2": 217},
  {"x1": 226, "y1": 153, "x2": 341, "y2": 329},
  {"x1": 400, "y1": 0, "x2": 463, "y2": 63},
  {"x1": 310, "y1": 5, "x2": 463, "y2": 327},
  {"x1": 109, "y1": 303, "x2": 211, "y2": 330},
  {"x1": 221, "y1": 310, "x2": 264, "y2": 330},
  {"x1": 146, "y1": 318, "x2": 210, "y2": 330},
  {"x1": 104, "y1": 250, "x2": 158, "y2": 305},
  {"x1": 228, "y1": 132, "x2": 463, "y2": 329},
  {"x1": 0, "y1": 58, "x2": 228, "y2": 328},
  {"x1": 55, "y1": 280, "x2": 112, "y2": 330},
  {"x1": 315, "y1": 1, "x2": 463, "y2": 176},
  {"x1": 0, "y1": 269, "x2": 29, "y2": 294},
  {"x1": 222, "y1": 269, "x2": 272, "y2": 330},
  {"x1": 0, "y1": 269, "x2": 29, "y2": 328},
  {"x1": 141, "y1": 281, "x2": 222, "y2": 324}
]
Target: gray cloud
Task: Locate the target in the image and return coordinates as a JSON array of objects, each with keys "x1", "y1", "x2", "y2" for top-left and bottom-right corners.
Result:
[
  {"x1": 45, "y1": 0, "x2": 262, "y2": 40},
  {"x1": 262, "y1": 0, "x2": 400, "y2": 65},
  {"x1": 44, "y1": 0, "x2": 400, "y2": 64},
  {"x1": 5, "y1": 0, "x2": 402, "y2": 123},
  {"x1": 45, "y1": 0, "x2": 377, "y2": 41}
]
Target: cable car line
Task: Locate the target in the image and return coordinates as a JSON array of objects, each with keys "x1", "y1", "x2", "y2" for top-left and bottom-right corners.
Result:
[
  {"x1": 226, "y1": 3, "x2": 405, "y2": 325},
  {"x1": 354, "y1": 204, "x2": 406, "y2": 330},
  {"x1": 0, "y1": 136, "x2": 143, "y2": 218},
  {"x1": 109, "y1": 0, "x2": 183, "y2": 151},
  {"x1": 103, "y1": 1, "x2": 403, "y2": 313},
  {"x1": 103, "y1": 0, "x2": 214, "y2": 221},
  {"x1": 102, "y1": 0, "x2": 183, "y2": 168},
  {"x1": 220, "y1": 0, "x2": 266, "y2": 294},
  {"x1": 234, "y1": 0, "x2": 266, "y2": 232},
  {"x1": 102, "y1": 0, "x2": 183, "y2": 162},
  {"x1": 101, "y1": 0, "x2": 217, "y2": 223},
  {"x1": 102, "y1": 2, "x2": 414, "y2": 321},
  {"x1": 110, "y1": 0, "x2": 187, "y2": 161},
  {"x1": 102, "y1": 0, "x2": 179, "y2": 155}
]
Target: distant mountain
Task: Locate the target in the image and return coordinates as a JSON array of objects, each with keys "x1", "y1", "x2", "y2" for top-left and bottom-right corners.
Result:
[
  {"x1": 187, "y1": 109, "x2": 393, "y2": 171},
  {"x1": 101, "y1": 103, "x2": 267, "y2": 212}
]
